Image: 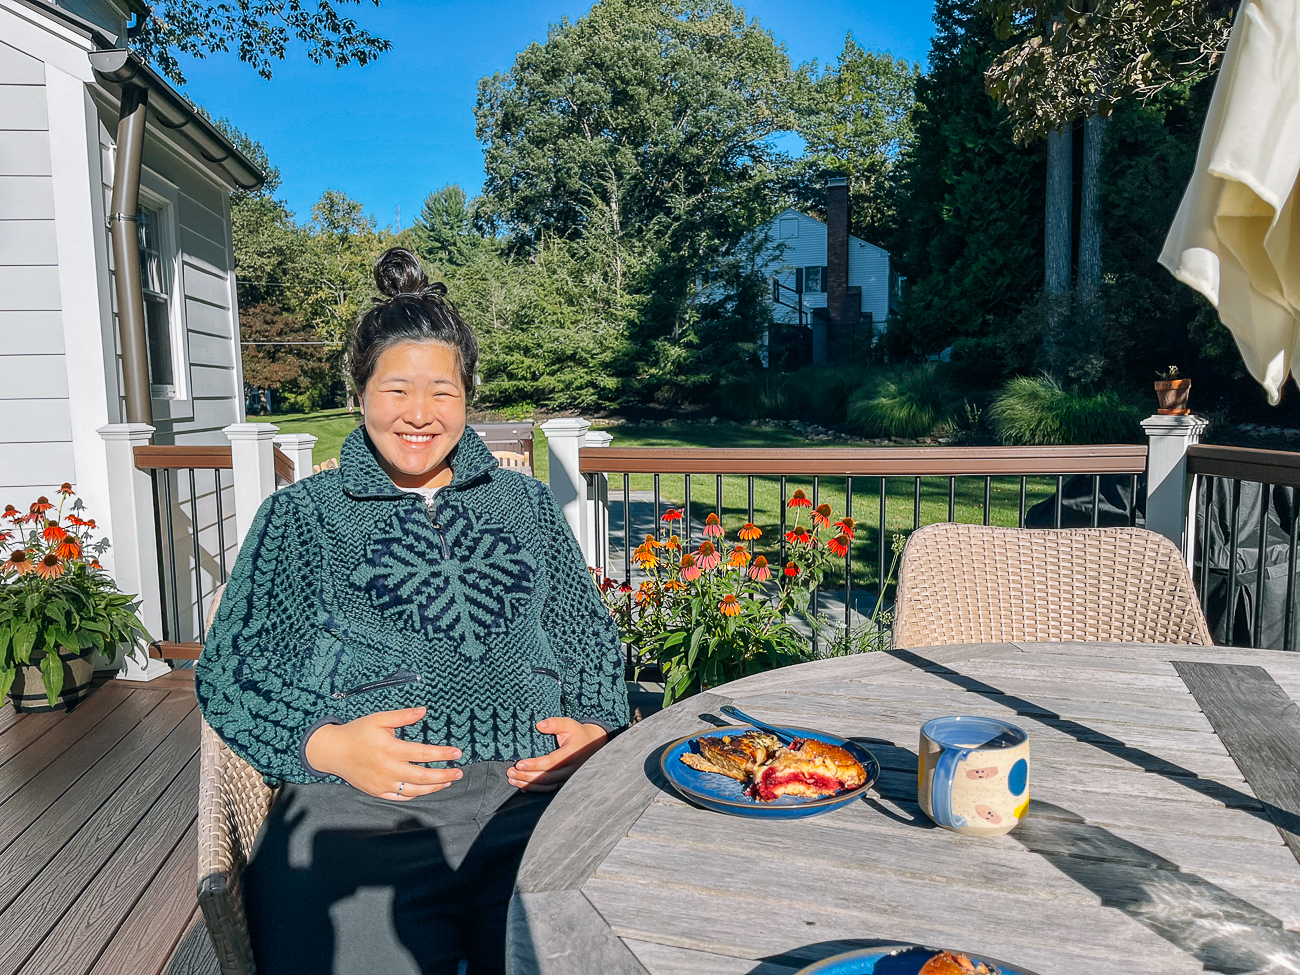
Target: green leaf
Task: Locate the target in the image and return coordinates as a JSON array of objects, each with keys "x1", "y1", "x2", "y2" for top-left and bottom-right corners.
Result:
[
  {"x1": 40, "y1": 649, "x2": 63, "y2": 708},
  {"x1": 686, "y1": 627, "x2": 704, "y2": 668},
  {"x1": 0, "y1": 665, "x2": 14, "y2": 703},
  {"x1": 13, "y1": 622, "x2": 37, "y2": 665}
]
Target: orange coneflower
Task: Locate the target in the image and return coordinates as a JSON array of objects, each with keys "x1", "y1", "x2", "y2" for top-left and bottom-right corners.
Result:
[
  {"x1": 663, "y1": 534, "x2": 681, "y2": 551},
  {"x1": 619, "y1": 581, "x2": 634, "y2": 594},
  {"x1": 58, "y1": 482, "x2": 74, "y2": 497},
  {"x1": 3, "y1": 549, "x2": 35, "y2": 575},
  {"x1": 833, "y1": 517, "x2": 856, "y2": 538},
  {"x1": 30, "y1": 496, "x2": 53, "y2": 515},
  {"x1": 661, "y1": 508, "x2": 683, "y2": 524},
  {"x1": 813, "y1": 503, "x2": 833, "y2": 530},
  {"x1": 787, "y1": 489, "x2": 812, "y2": 509},
  {"x1": 633, "y1": 545, "x2": 658, "y2": 568},
  {"x1": 785, "y1": 526, "x2": 816, "y2": 547},
  {"x1": 783, "y1": 561, "x2": 800, "y2": 577},
  {"x1": 702, "y1": 513, "x2": 723, "y2": 538},
  {"x1": 42, "y1": 520, "x2": 67, "y2": 543},
  {"x1": 680, "y1": 553, "x2": 701, "y2": 581},
  {"x1": 2, "y1": 505, "x2": 19, "y2": 522},
  {"x1": 84, "y1": 519, "x2": 96, "y2": 529},
  {"x1": 664, "y1": 578, "x2": 686, "y2": 593},
  {"x1": 643, "y1": 534, "x2": 660, "y2": 549},
  {"x1": 633, "y1": 582, "x2": 656, "y2": 606},
  {"x1": 727, "y1": 544, "x2": 750, "y2": 568},
  {"x1": 827, "y1": 534, "x2": 850, "y2": 557},
  {"x1": 739, "y1": 522, "x2": 761, "y2": 541},
  {"x1": 719, "y1": 594, "x2": 741, "y2": 617},
  {"x1": 34, "y1": 553, "x2": 64, "y2": 578},
  {"x1": 697, "y1": 540, "x2": 721, "y2": 571},
  {"x1": 748, "y1": 556, "x2": 771, "y2": 582},
  {"x1": 87, "y1": 558, "x2": 102, "y2": 570},
  {"x1": 54, "y1": 537, "x2": 81, "y2": 561}
]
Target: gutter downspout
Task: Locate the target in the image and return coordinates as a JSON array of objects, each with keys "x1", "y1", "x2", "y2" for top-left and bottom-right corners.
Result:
[{"x1": 107, "y1": 83, "x2": 153, "y2": 426}]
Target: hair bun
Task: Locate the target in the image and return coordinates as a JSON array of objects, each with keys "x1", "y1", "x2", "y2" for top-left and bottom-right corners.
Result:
[{"x1": 373, "y1": 247, "x2": 429, "y2": 298}]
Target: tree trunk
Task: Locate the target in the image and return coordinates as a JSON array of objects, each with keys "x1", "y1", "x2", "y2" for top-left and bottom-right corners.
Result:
[
  {"x1": 1076, "y1": 112, "x2": 1107, "y2": 304},
  {"x1": 1042, "y1": 123, "x2": 1074, "y2": 376}
]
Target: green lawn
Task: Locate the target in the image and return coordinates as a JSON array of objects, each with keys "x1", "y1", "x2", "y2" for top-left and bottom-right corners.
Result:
[{"x1": 263, "y1": 412, "x2": 1058, "y2": 594}]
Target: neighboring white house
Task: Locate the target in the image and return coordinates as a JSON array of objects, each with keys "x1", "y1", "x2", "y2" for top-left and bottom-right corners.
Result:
[
  {"x1": 755, "y1": 207, "x2": 893, "y2": 330},
  {"x1": 1, "y1": 0, "x2": 261, "y2": 606}
]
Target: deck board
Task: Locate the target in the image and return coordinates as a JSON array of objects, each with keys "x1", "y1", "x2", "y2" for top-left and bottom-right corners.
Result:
[{"x1": 0, "y1": 671, "x2": 211, "y2": 975}]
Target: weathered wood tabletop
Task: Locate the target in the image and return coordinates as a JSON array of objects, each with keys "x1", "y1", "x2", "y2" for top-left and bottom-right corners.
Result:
[{"x1": 508, "y1": 642, "x2": 1300, "y2": 975}]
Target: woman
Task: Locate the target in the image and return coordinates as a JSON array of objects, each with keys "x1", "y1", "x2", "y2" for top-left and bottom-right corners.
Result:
[{"x1": 197, "y1": 247, "x2": 628, "y2": 975}]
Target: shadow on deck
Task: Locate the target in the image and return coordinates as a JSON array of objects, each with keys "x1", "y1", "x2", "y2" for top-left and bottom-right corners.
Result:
[{"x1": 0, "y1": 669, "x2": 219, "y2": 975}]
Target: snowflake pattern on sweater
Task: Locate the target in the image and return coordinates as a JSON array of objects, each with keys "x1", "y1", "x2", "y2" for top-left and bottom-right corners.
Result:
[{"x1": 196, "y1": 426, "x2": 628, "y2": 783}]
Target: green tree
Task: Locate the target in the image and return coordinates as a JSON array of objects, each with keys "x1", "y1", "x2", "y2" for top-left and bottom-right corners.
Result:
[
  {"x1": 412, "y1": 185, "x2": 494, "y2": 268},
  {"x1": 797, "y1": 35, "x2": 919, "y2": 238},
  {"x1": 299, "y1": 190, "x2": 385, "y2": 344},
  {"x1": 891, "y1": 0, "x2": 1044, "y2": 366},
  {"x1": 133, "y1": 0, "x2": 390, "y2": 85}
]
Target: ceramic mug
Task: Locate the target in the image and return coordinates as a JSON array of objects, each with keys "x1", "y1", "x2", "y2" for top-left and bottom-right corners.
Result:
[{"x1": 918, "y1": 715, "x2": 1029, "y2": 835}]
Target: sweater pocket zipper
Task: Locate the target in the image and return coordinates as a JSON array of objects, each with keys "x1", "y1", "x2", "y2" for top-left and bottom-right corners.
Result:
[
  {"x1": 531, "y1": 666, "x2": 561, "y2": 682},
  {"x1": 333, "y1": 670, "x2": 422, "y2": 700}
]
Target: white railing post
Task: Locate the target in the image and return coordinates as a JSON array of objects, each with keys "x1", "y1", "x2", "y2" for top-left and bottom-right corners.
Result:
[
  {"x1": 584, "y1": 430, "x2": 613, "y2": 574},
  {"x1": 97, "y1": 423, "x2": 171, "y2": 681},
  {"x1": 1142, "y1": 413, "x2": 1209, "y2": 558},
  {"x1": 540, "y1": 417, "x2": 592, "y2": 561},
  {"x1": 224, "y1": 423, "x2": 280, "y2": 545},
  {"x1": 272, "y1": 432, "x2": 317, "y2": 483}
]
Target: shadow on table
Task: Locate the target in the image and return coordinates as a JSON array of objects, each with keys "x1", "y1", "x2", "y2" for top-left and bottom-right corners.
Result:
[{"x1": 753, "y1": 940, "x2": 938, "y2": 974}]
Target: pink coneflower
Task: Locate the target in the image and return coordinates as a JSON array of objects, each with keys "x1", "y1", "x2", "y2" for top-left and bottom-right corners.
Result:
[
  {"x1": 702, "y1": 513, "x2": 723, "y2": 538},
  {"x1": 34, "y1": 553, "x2": 64, "y2": 578},
  {"x1": 827, "y1": 534, "x2": 850, "y2": 557},
  {"x1": 719, "y1": 594, "x2": 741, "y2": 617},
  {"x1": 787, "y1": 489, "x2": 812, "y2": 509},
  {"x1": 680, "y1": 554, "x2": 701, "y2": 581},
  {"x1": 739, "y1": 522, "x2": 761, "y2": 541},
  {"x1": 696, "y1": 541, "x2": 721, "y2": 571},
  {"x1": 748, "y1": 556, "x2": 771, "y2": 582},
  {"x1": 813, "y1": 503, "x2": 833, "y2": 530},
  {"x1": 3, "y1": 549, "x2": 35, "y2": 575}
]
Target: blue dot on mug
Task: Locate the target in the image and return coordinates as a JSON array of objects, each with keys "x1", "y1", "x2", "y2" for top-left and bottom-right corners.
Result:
[{"x1": 1007, "y1": 758, "x2": 1028, "y2": 796}]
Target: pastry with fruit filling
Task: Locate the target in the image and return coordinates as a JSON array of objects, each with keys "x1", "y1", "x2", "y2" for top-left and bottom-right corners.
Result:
[
  {"x1": 747, "y1": 738, "x2": 867, "y2": 801},
  {"x1": 680, "y1": 731, "x2": 784, "y2": 782},
  {"x1": 917, "y1": 950, "x2": 1000, "y2": 975}
]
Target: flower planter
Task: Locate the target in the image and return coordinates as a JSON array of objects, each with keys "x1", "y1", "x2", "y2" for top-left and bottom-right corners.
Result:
[
  {"x1": 1154, "y1": 378, "x2": 1191, "y2": 415},
  {"x1": 9, "y1": 646, "x2": 97, "y2": 712}
]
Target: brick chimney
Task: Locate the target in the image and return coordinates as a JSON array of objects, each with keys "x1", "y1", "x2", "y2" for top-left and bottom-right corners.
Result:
[{"x1": 826, "y1": 176, "x2": 849, "y2": 326}]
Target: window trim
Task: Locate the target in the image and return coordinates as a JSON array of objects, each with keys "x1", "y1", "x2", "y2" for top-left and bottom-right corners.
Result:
[{"x1": 136, "y1": 170, "x2": 193, "y2": 419}]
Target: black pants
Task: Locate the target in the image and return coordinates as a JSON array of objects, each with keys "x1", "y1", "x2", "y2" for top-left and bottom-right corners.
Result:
[{"x1": 243, "y1": 762, "x2": 550, "y2": 975}]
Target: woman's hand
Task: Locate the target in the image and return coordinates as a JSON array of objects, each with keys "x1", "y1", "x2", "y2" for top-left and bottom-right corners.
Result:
[
  {"x1": 507, "y1": 718, "x2": 609, "y2": 792},
  {"x1": 304, "y1": 707, "x2": 463, "y2": 801}
]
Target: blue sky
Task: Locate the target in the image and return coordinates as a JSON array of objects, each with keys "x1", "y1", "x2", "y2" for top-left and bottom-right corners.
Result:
[{"x1": 175, "y1": 0, "x2": 938, "y2": 226}]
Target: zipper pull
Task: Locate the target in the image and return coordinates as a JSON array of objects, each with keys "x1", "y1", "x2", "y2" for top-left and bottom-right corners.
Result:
[{"x1": 430, "y1": 524, "x2": 451, "y2": 559}]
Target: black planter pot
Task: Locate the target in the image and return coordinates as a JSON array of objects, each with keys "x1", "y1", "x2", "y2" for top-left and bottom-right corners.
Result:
[{"x1": 9, "y1": 646, "x2": 98, "y2": 712}]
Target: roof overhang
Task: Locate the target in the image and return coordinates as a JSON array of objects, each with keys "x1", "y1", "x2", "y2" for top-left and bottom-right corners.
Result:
[{"x1": 89, "y1": 48, "x2": 266, "y2": 192}]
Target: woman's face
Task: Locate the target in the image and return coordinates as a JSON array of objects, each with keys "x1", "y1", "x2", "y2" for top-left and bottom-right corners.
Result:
[{"x1": 361, "y1": 341, "x2": 467, "y2": 489}]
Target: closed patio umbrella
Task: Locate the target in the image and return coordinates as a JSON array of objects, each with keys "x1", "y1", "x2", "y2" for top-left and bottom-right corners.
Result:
[{"x1": 1160, "y1": 0, "x2": 1300, "y2": 405}]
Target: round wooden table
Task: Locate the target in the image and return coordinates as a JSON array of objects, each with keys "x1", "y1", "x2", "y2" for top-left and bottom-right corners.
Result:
[{"x1": 507, "y1": 642, "x2": 1300, "y2": 975}]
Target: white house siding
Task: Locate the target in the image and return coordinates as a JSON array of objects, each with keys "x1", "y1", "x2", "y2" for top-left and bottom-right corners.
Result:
[{"x1": 0, "y1": 38, "x2": 76, "y2": 496}]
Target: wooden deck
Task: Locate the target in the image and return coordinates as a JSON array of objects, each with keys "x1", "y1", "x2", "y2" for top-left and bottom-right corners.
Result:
[{"x1": 0, "y1": 669, "x2": 219, "y2": 975}]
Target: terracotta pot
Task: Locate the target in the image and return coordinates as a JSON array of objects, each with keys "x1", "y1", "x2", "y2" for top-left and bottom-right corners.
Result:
[
  {"x1": 1154, "y1": 378, "x2": 1191, "y2": 415},
  {"x1": 9, "y1": 646, "x2": 98, "y2": 712}
]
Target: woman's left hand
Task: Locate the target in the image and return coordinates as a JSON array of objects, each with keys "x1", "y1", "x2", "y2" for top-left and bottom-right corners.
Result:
[{"x1": 507, "y1": 718, "x2": 609, "y2": 792}]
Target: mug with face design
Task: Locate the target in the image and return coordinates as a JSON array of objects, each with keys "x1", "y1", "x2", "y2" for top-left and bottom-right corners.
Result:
[{"x1": 918, "y1": 716, "x2": 1030, "y2": 836}]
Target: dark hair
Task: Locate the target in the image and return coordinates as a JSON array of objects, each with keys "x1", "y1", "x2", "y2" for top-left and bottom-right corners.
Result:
[{"x1": 348, "y1": 247, "x2": 479, "y2": 396}]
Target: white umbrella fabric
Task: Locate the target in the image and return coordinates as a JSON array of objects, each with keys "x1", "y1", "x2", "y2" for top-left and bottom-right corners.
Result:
[{"x1": 1160, "y1": 0, "x2": 1300, "y2": 405}]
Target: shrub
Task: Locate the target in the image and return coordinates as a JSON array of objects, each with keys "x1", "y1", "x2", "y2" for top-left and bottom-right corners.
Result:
[
  {"x1": 846, "y1": 364, "x2": 964, "y2": 439},
  {"x1": 990, "y1": 374, "x2": 1143, "y2": 445},
  {"x1": 713, "y1": 365, "x2": 880, "y2": 425},
  {"x1": 712, "y1": 371, "x2": 793, "y2": 422}
]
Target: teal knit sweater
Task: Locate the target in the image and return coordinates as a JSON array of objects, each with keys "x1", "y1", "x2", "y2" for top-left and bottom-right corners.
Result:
[{"x1": 196, "y1": 426, "x2": 628, "y2": 783}]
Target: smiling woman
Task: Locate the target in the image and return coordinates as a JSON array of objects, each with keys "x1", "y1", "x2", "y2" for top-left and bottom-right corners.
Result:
[{"x1": 196, "y1": 247, "x2": 628, "y2": 975}]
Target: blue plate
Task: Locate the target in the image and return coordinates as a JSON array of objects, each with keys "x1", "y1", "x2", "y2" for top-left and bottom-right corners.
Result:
[
  {"x1": 796, "y1": 945, "x2": 1041, "y2": 974},
  {"x1": 660, "y1": 724, "x2": 879, "y2": 819}
]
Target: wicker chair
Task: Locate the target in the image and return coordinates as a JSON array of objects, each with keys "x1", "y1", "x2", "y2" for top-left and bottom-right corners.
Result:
[
  {"x1": 197, "y1": 584, "x2": 276, "y2": 975},
  {"x1": 891, "y1": 524, "x2": 1213, "y2": 649}
]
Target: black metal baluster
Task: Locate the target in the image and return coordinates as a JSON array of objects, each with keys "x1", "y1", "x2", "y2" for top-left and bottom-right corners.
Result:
[
  {"x1": 1199, "y1": 476, "x2": 1213, "y2": 606},
  {"x1": 878, "y1": 477, "x2": 887, "y2": 606},
  {"x1": 214, "y1": 469, "x2": 228, "y2": 583},
  {"x1": 811, "y1": 475, "x2": 820, "y2": 657},
  {"x1": 653, "y1": 473, "x2": 661, "y2": 540},
  {"x1": 1054, "y1": 475, "x2": 1064, "y2": 528},
  {"x1": 913, "y1": 477, "x2": 921, "y2": 531},
  {"x1": 747, "y1": 475, "x2": 755, "y2": 554},
  {"x1": 1129, "y1": 473, "x2": 1139, "y2": 528},
  {"x1": 716, "y1": 474, "x2": 723, "y2": 525},
  {"x1": 845, "y1": 477, "x2": 853, "y2": 636},
  {"x1": 684, "y1": 473, "x2": 692, "y2": 545},
  {"x1": 780, "y1": 476, "x2": 787, "y2": 565},
  {"x1": 623, "y1": 474, "x2": 631, "y2": 583},
  {"x1": 148, "y1": 470, "x2": 168, "y2": 646},
  {"x1": 1091, "y1": 475, "x2": 1101, "y2": 528},
  {"x1": 1253, "y1": 485, "x2": 1269, "y2": 648},
  {"x1": 1018, "y1": 476, "x2": 1027, "y2": 528},
  {"x1": 1286, "y1": 486, "x2": 1298, "y2": 652},
  {"x1": 983, "y1": 476, "x2": 991, "y2": 527},
  {"x1": 189, "y1": 470, "x2": 204, "y2": 641},
  {"x1": 161, "y1": 470, "x2": 180, "y2": 645},
  {"x1": 948, "y1": 477, "x2": 955, "y2": 523},
  {"x1": 1227, "y1": 479, "x2": 1241, "y2": 647}
]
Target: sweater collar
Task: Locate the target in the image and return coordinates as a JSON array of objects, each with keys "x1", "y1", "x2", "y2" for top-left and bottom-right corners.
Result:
[{"x1": 340, "y1": 425, "x2": 499, "y2": 499}]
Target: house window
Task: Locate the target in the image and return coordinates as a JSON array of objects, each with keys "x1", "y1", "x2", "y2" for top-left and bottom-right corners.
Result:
[
  {"x1": 779, "y1": 217, "x2": 799, "y2": 239},
  {"x1": 136, "y1": 205, "x2": 175, "y2": 394},
  {"x1": 804, "y1": 266, "x2": 827, "y2": 293}
]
